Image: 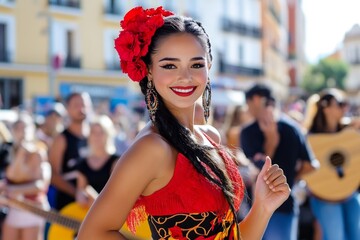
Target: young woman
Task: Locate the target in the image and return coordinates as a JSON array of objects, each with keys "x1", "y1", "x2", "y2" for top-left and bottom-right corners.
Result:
[
  {"x1": 77, "y1": 6, "x2": 290, "y2": 239},
  {"x1": 1, "y1": 115, "x2": 51, "y2": 240},
  {"x1": 75, "y1": 115, "x2": 119, "y2": 207},
  {"x1": 304, "y1": 88, "x2": 360, "y2": 240}
]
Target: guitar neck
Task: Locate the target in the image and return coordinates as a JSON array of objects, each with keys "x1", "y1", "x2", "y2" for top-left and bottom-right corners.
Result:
[{"x1": 6, "y1": 198, "x2": 81, "y2": 231}]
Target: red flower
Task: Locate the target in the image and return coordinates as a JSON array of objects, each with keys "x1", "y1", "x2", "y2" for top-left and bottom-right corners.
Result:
[
  {"x1": 120, "y1": 60, "x2": 128, "y2": 73},
  {"x1": 115, "y1": 6, "x2": 174, "y2": 82},
  {"x1": 115, "y1": 31, "x2": 141, "y2": 61},
  {"x1": 120, "y1": 7, "x2": 146, "y2": 31},
  {"x1": 145, "y1": 6, "x2": 173, "y2": 17},
  {"x1": 127, "y1": 59, "x2": 147, "y2": 82},
  {"x1": 169, "y1": 226, "x2": 186, "y2": 240}
]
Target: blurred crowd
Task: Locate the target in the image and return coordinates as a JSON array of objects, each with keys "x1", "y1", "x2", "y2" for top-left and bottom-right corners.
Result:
[{"x1": 0, "y1": 87, "x2": 359, "y2": 240}]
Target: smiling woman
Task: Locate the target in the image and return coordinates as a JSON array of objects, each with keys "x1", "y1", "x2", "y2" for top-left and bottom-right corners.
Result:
[{"x1": 77, "y1": 6, "x2": 290, "y2": 240}]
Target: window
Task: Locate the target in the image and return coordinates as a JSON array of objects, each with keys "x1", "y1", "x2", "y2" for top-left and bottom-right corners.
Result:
[
  {"x1": 0, "y1": 23, "x2": 7, "y2": 62},
  {"x1": 51, "y1": 21, "x2": 81, "y2": 69},
  {"x1": 104, "y1": 0, "x2": 122, "y2": 15},
  {"x1": 64, "y1": 30, "x2": 80, "y2": 68},
  {"x1": 48, "y1": 0, "x2": 80, "y2": 8},
  {"x1": 239, "y1": 44, "x2": 244, "y2": 65},
  {"x1": 0, "y1": 79, "x2": 23, "y2": 109}
]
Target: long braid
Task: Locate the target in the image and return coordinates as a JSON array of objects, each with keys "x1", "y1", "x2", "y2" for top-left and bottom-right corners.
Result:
[
  {"x1": 194, "y1": 20, "x2": 240, "y2": 233},
  {"x1": 140, "y1": 15, "x2": 240, "y2": 236}
]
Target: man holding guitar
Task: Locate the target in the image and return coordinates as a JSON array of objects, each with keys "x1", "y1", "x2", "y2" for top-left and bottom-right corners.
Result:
[{"x1": 303, "y1": 88, "x2": 360, "y2": 240}]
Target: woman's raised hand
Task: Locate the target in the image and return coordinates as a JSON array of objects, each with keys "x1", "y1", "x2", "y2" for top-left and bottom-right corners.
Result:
[{"x1": 254, "y1": 156, "x2": 291, "y2": 214}]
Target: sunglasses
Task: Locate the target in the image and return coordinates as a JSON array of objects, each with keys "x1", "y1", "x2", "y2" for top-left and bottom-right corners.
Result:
[{"x1": 337, "y1": 101, "x2": 348, "y2": 108}]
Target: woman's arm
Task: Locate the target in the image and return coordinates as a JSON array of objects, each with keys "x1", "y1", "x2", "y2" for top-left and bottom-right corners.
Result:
[
  {"x1": 76, "y1": 172, "x2": 93, "y2": 207},
  {"x1": 239, "y1": 157, "x2": 290, "y2": 239},
  {"x1": 77, "y1": 133, "x2": 172, "y2": 240},
  {"x1": 6, "y1": 145, "x2": 33, "y2": 182},
  {"x1": 6, "y1": 153, "x2": 51, "y2": 196},
  {"x1": 5, "y1": 180, "x2": 46, "y2": 195}
]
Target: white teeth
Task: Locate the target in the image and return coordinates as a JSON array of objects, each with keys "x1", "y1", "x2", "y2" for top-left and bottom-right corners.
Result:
[{"x1": 172, "y1": 88, "x2": 194, "y2": 93}]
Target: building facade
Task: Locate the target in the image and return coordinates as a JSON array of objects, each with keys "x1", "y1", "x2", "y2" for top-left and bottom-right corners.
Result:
[
  {"x1": 343, "y1": 24, "x2": 360, "y2": 91},
  {"x1": 287, "y1": 0, "x2": 306, "y2": 96},
  {"x1": 0, "y1": 0, "x2": 299, "y2": 111},
  {"x1": 261, "y1": 0, "x2": 290, "y2": 99},
  {"x1": 0, "y1": 0, "x2": 137, "y2": 113}
]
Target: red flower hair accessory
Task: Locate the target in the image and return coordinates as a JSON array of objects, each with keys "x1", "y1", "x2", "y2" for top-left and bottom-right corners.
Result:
[{"x1": 115, "y1": 6, "x2": 173, "y2": 82}]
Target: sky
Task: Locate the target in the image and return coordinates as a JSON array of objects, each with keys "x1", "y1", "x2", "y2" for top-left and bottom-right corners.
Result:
[{"x1": 302, "y1": 0, "x2": 360, "y2": 63}]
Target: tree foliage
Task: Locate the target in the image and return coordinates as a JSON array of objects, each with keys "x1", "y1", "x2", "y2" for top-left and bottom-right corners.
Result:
[{"x1": 301, "y1": 58, "x2": 348, "y2": 93}]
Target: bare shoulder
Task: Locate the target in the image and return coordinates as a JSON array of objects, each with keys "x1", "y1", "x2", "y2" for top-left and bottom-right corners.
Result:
[
  {"x1": 115, "y1": 123, "x2": 174, "y2": 180},
  {"x1": 129, "y1": 123, "x2": 172, "y2": 161},
  {"x1": 197, "y1": 124, "x2": 221, "y2": 144}
]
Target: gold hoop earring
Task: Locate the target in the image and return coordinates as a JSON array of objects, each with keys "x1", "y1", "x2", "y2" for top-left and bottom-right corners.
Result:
[
  {"x1": 146, "y1": 80, "x2": 158, "y2": 122},
  {"x1": 202, "y1": 81, "x2": 211, "y2": 123}
]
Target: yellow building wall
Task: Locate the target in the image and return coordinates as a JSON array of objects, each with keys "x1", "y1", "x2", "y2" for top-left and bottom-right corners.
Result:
[
  {"x1": 80, "y1": 0, "x2": 106, "y2": 70},
  {"x1": 15, "y1": 0, "x2": 48, "y2": 65},
  {"x1": 25, "y1": 75, "x2": 49, "y2": 98}
]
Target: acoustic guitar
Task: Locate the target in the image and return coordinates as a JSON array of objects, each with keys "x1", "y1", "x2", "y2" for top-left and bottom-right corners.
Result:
[
  {"x1": 0, "y1": 195, "x2": 151, "y2": 240},
  {"x1": 303, "y1": 128, "x2": 360, "y2": 202}
]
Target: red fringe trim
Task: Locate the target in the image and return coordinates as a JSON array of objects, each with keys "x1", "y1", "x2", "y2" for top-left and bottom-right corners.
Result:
[{"x1": 126, "y1": 204, "x2": 148, "y2": 234}]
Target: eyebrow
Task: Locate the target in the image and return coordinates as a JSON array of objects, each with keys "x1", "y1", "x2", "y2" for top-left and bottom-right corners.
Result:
[{"x1": 158, "y1": 57, "x2": 205, "y2": 62}]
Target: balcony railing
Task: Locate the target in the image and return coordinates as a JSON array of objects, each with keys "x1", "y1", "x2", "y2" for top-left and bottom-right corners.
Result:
[
  {"x1": 64, "y1": 57, "x2": 81, "y2": 68},
  {"x1": 222, "y1": 18, "x2": 262, "y2": 38},
  {"x1": 48, "y1": 0, "x2": 80, "y2": 8},
  {"x1": 219, "y1": 60, "x2": 263, "y2": 77}
]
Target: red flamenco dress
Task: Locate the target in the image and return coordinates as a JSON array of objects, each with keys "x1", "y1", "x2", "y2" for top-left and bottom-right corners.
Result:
[{"x1": 127, "y1": 138, "x2": 244, "y2": 240}]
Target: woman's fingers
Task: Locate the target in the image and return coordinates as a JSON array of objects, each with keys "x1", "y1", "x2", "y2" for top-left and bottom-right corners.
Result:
[
  {"x1": 264, "y1": 165, "x2": 288, "y2": 191},
  {"x1": 264, "y1": 164, "x2": 281, "y2": 182},
  {"x1": 268, "y1": 175, "x2": 287, "y2": 191}
]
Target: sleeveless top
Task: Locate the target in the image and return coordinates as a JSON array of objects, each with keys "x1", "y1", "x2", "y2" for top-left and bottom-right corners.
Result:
[
  {"x1": 55, "y1": 129, "x2": 87, "y2": 210},
  {"x1": 127, "y1": 137, "x2": 244, "y2": 239},
  {"x1": 61, "y1": 129, "x2": 88, "y2": 173},
  {"x1": 76, "y1": 154, "x2": 119, "y2": 193}
]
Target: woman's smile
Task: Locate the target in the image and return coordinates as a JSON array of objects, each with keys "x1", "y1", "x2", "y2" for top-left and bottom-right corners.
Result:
[{"x1": 170, "y1": 86, "x2": 197, "y2": 97}]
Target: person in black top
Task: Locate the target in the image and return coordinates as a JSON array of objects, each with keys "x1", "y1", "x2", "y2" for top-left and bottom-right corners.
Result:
[
  {"x1": 74, "y1": 115, "x2": 119, "y2": 207},
  {"x1": 240, "y1": 83, "x2": 318, "y2": 240},
  {"x1": 48, "y1": 92, "x2": 92, "y2": 210}
]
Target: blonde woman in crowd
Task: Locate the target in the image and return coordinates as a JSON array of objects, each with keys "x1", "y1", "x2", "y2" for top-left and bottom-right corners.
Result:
[{"x1": 75, "y1": 115, "x2": 119, "y2": 207}]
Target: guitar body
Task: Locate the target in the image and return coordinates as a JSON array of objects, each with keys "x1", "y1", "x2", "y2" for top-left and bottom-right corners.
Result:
[
  {"x1": 303, "y1": 128, "x2": 360, "y2": 202},
  {"x1": 47, "y1": 202, "x2": 151, "y2": 240},
  {"x1": 47, "y1": 203, "x2": 87, "y2": 240}
]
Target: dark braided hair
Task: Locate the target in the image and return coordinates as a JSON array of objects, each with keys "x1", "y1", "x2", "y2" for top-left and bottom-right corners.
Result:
[{"x1": 139, "y1": 15, "x2": 240, "y2": 224}]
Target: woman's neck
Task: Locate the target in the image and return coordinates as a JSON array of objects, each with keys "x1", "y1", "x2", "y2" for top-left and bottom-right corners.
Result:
[{"x1": 325, "y1": 118, "x2": 339, "y2": 133}]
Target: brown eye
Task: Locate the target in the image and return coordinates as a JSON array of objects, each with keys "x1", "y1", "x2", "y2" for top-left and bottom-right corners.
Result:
[
  {"x1": 161, "y1": 64, "x2": 176, "y2": 69},
  {"x1": 192, "y1": 63, "x2": 205, "y2": 68}
]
